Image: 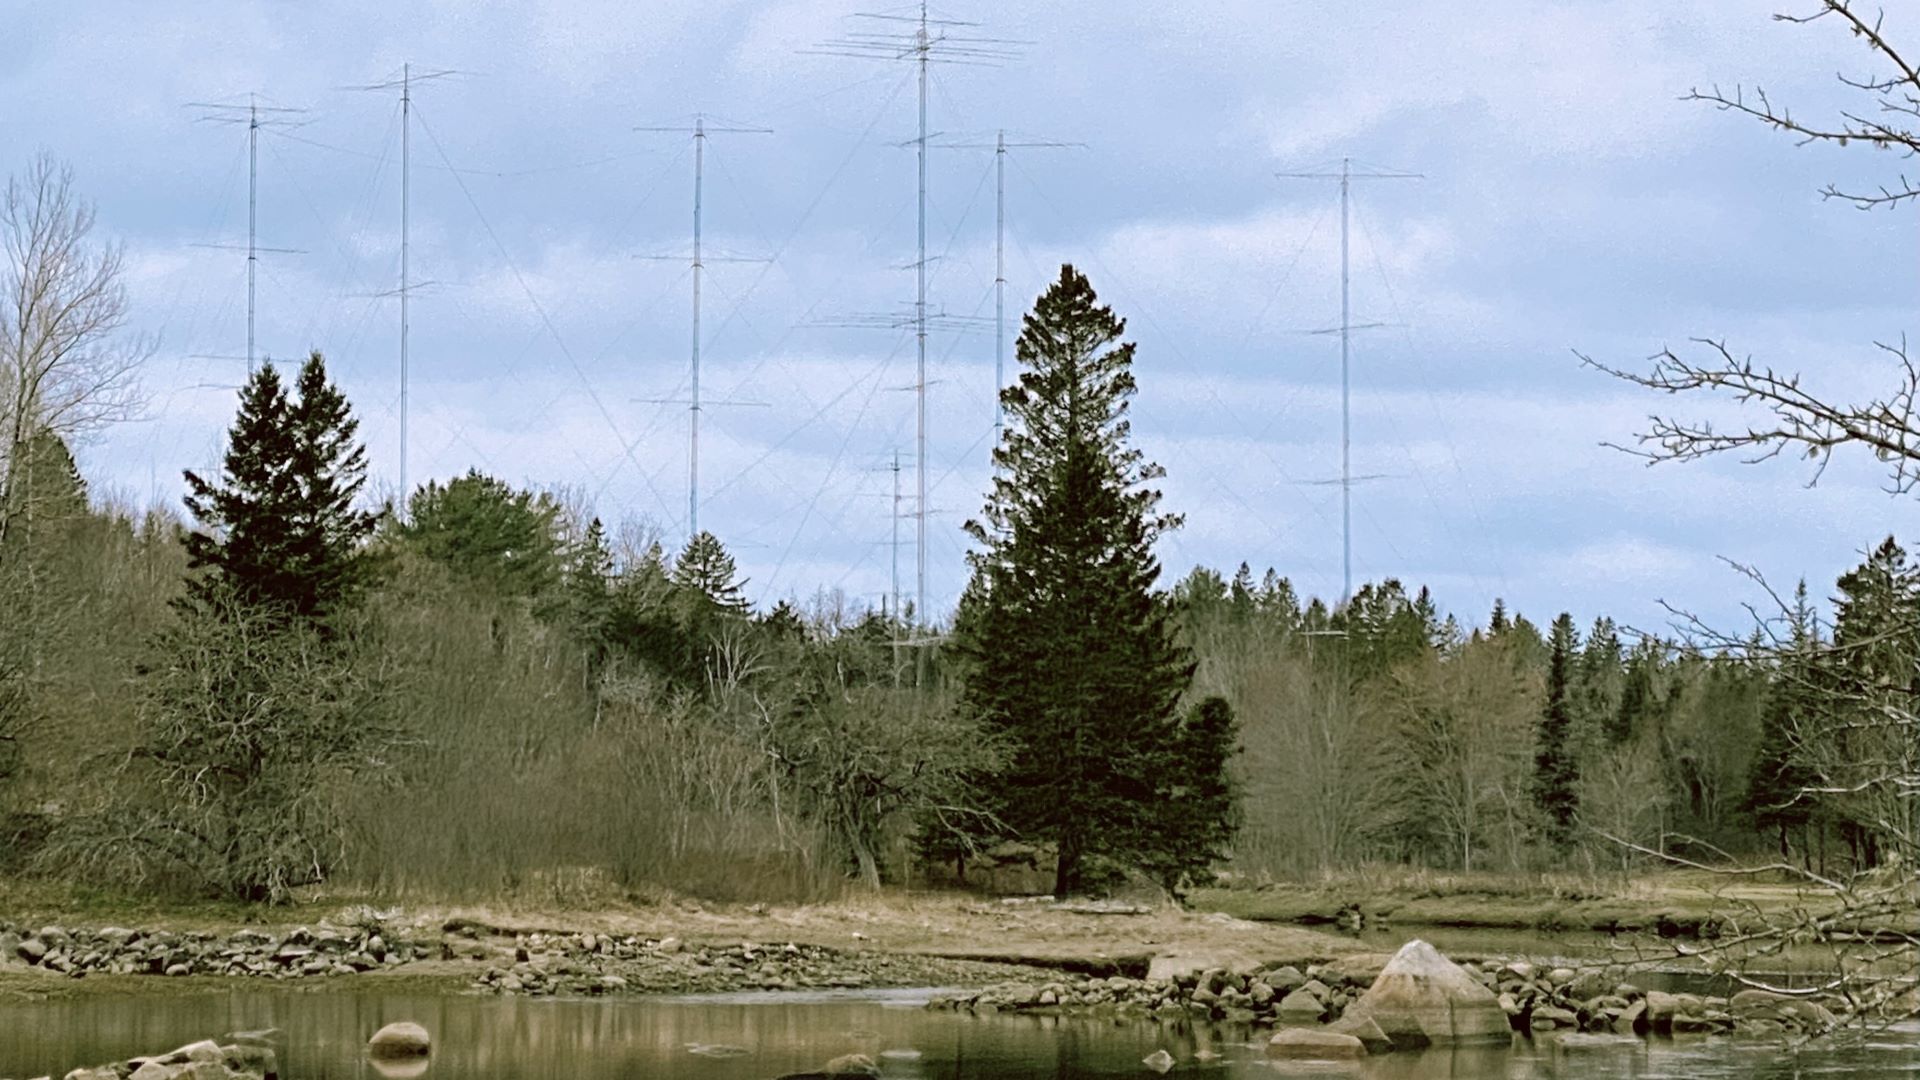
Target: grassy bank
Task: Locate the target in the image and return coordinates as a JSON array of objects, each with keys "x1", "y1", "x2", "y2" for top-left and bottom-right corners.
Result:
[{"x1": 1189, "y1": 868, "x2": 1853, "y2": 936}]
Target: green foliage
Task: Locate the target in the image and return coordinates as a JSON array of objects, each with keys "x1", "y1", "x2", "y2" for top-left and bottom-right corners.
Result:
[
  {"x1": 396, "y1": 469, "x2": 564, "y2": 600},
  {"x1": 673, "y1": 530, "x2": 749, "y2": 612},
  {"x1": 182, "y1": 353, "x2": 376, "y2": 626},
  {"x1": 957, "y1": 264, "x2": 1210, "y2": 897},
  {"x1": 1131, "y1": 696, "x2": 1241, "y2": 897},
  {"x1": 1532, "y1": 613, "x2": 1582, "y2": 852}
]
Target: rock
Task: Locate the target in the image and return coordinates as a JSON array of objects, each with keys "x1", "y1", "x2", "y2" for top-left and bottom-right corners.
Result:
[
  {"x1": 128, "y1": 1063, "x2": 173, "y2": 1080},
  {"x1": 1530, "y1": 1005, "x2": 1577, "y2": 1030},
  {"x1": 1266, "y1": 1029, "x2": 1366, "y2": 1060},
  {"x1": 1260, "y1": 965, "x2": 1307, "y2": 993},
  {"x1": 1145, "y1": 948, "x2": 1259, "y2": 983},
  {"x1": 17, "y1": 937, "x2": 47, "y2": 964},
  {"x1": 1325, "y1": 1012, "x2": 1394, "y2": 1054},
  {"x1": 824, "y1": 1053, "x2": 879, "y2": 1076},
  {"x1": 1729, "y1": 989, "x2": 1836, "y2": 1030},
  {"x1": 1341, "y1": 940, "x2": 1511, "y2": 1048},
  {"x1": 1613, "y1": 999, "x2": 1647, "y2": 1035},
  {"x1": 1552, "y1": 1033, "x2": 1642, "y2": 1055},
  {"x1": 687, "y1": 1044, "x2": 752, "y2": 1058},
  {"x1": 1319, "y1": 952, "x2": 1393, "y2": 988},
  {"x1": 1275, "y1": 989, "x2": 1325, "y2": 1024},
  {"x1": 367, "y1": 1022, "x2": 431, "y2": 1059},
  {"x1": 1140, "y1": 1049, "x2": 1175, "y2": 1074},
  {"x1": 1644, "y1": 990, "x2": 1680, "y2": 1031}
]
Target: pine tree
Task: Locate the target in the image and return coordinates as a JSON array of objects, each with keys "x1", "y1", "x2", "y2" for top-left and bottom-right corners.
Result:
[
  {"x1": 957, "y1": 265, "x2": 1211, "y2": 897},
  {"x1": 1577, "y1": 616, "x2": 1624, "y2": 750},
  {"x1": 1819, "y1": 537, "x2": 1920, "y2": 866},
  {"x1": 397, "y1": 469, "x2": 563, "y2": 600},
  {"x1": 182, "y1": 352, "x2": 375, "y2": 625},
  {"x1": 1745, "y1": 581, "x2": 1821, "y2": 857},
  {"x1": 561, "y1": 516, "x2": 616, "y2": 688},
  {"x1": 672, "y1": 530, "x2": 749, "y2": 612},
  {"x1": 1533, "y1": 612, "x2": 1582, "y2": 851},
  {"x1": 1488, "y1": 598, "x2": 1510, "y2": 636}
]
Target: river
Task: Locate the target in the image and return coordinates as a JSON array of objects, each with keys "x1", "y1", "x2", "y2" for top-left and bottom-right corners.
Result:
[{"x1": 4, "y1": 987, "x2": 1918, "y2": 1079}]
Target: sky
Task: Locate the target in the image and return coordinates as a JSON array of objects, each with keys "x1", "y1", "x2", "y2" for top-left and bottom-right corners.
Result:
[{"x1": 1, "y1": 0, "x2": 1914, "y2": 634}]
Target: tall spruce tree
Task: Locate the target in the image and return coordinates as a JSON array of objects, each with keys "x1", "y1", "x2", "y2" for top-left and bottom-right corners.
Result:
[
  {"x1": 673, "y1": 530, "x2": 749, "y2": 612},
  {"x1": 1745, "y1": 581, "x2": 1821, "y2": 857},
  {"x1": 957, "y1": 264, "x2": 1220, "y2": 897},
  {"x1": 1534, "y1": 612, "x2": 1582, "y2": 851},
  {"x1": 182, "y1": 352, "x2": 375, "y2": 625}
]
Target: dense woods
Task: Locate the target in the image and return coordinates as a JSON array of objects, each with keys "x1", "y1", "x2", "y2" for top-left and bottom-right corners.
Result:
[{"x1": 0, "y1": 328, "x2": 1910, "y2": 903}]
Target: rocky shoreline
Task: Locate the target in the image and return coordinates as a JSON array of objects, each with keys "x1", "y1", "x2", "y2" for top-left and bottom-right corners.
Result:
[
  {"x1": 0, "y1": 915, "x2": 1887, "y2": 1052},
  {"x1": 928, "y1": 942, "x2": 1845, "y2": 1044}
]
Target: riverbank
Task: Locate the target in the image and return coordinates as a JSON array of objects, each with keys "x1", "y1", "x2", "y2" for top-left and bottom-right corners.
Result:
[
  {"x1": 1188, "y1": 868, "x2": 1864, "y2": 936},
  {"x1": 0, "y1": 886, "x2": 1362, "y2": 1002}
]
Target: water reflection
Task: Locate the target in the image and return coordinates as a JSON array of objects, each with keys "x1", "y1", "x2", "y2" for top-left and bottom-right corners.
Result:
[{"x1": 1, "y1": 990, "x2": 1915, "y2": 1079}]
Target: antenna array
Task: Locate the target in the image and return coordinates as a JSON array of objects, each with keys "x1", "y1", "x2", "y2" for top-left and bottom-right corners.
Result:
[
  {"x1": 808, "y1": 2, "x2": 1022, "y2": 629},
  {"x1": 186, "y1": 95, "x2": 310, "y2": 376},
  {"x1": 1276, "y1": 158, "x2": 1422, "y2": 608}
]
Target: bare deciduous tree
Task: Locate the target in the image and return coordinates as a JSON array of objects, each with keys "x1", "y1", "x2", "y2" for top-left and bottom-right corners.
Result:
[
  {"x1": 1584, "y1": 4, "x2": 1920, "y2": 1027},
  {"x1": 0, "y1": 151, "x2": 150, "y2": 550}
]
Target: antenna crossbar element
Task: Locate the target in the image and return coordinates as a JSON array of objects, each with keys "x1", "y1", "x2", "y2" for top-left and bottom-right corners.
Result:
[
  {"x1": 1277, "y1": 157, "x2": 1422, "y2": 609},
  {"x1": 187, "y1": 95, "x2": 311, "y2": 377},
  {"x1": 636, "y1": 114, "x2": 772, "y2": 542}
]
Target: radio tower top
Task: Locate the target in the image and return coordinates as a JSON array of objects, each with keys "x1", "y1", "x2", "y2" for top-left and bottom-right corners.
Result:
[{"x1": 805, "y1": 4, "x2": 1023, "y2": 629}]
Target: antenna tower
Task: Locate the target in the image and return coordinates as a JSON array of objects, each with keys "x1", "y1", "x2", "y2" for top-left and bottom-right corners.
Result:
[
  {"x1": 1276, "y1": 157, "x2": 1420, "y2": 608},
  {"x1": 808, "y1": 3, "x2": 1021, "y2": 628},
  {"x1": 634, "y1": 114, "x2": 773, "y2": 542},
  {"x1": 932, "y1": 130, "x2": 1075, "y2": 462},
  {"x1": 348, "y1": 64, "x2": 459, "y2": 507},
  {"x1": 187, "y1": 95, "x2": 309, "y2": 376}
]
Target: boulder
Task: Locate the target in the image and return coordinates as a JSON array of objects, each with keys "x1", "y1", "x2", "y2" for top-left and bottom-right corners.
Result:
[
  {"x1": 1729, "y1": 989, "x2": 1836, "y2": 1031},
  {"x1": 367, "y1": 1022, "x2": 431, "y2": 1059},
  {"x1": 1340, "y1": 940, "x2": 1512, "y2": 1048},
  {"x1": 1275, "y1": 989, "x2": 1325, "y2": 1024},
  {"x1": 1325, "y1": 1012, "x2": 1394, "y2": 1054},
  {"x1": 1259, "y1": 965, "x2": 1307, "y2": 993},
  {"x1": 824, "y1": 1054, "x2": 879, "y2": 1076},
  {"x1": 1141, "y1": 1049, "x2": 1175, "y2": 1074},
  {"x1": 1145, "y1": 948, "x2": 1260, "y2": 983},
  {"x1": 1266, "y1": 1029, "x2": 1366, "y2": 1060}
]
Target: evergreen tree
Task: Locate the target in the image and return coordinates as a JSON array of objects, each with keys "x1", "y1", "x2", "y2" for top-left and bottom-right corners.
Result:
[
  {"x1": 957, "y1": 265, "x2": 1211, "y2": 897},
  {"x1": 672, "y1": 530, "x2": 749, "y2": 612},
  {"x1": 1488, "y1": 598, "x2": 1510, "y2": 636},
  {"x1": 0, "y1": 428, "x2": 86, "y2": 545},
  {"x1": 181, "y1": 353, "x2": 375, "y2": 625},
  {"x1": 1745, "y1": 582, "x2": 1822, "y2": 856},
  {"x1": 561, "y1": 516, "x2": 616, "y2": 687},
  {"x1": 1818, "y1": 537, "x2": 1920, "y2": 865},
  {"x1": 1533, "y1": 612, "x2": 1582, "y2": 851},
  {"x1": 1133, "y1": 696, "x2": 1241, "y2": 898},
  {"x1": 1577, "y1": 616, "x2": 1624, "y2": 749},
  {"x1": 396, "y1": 469, "x2": 563, "y2": 600}
]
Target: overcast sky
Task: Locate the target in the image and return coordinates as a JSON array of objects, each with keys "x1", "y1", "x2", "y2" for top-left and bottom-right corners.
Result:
[{"x1": 3, "y1": 1, "x2": 1913, "y2": 632}]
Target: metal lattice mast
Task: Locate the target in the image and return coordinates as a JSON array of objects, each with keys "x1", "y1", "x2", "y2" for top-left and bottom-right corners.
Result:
[
  {"x1": 932, "y1": 132, "x2": 1074, "y2": 466},
  {"x1": 635, "y1": 115, "x2": 772, "y2": 543},
  {"x1": 186, "y1": 96, "x2": 308, "y2": 379},
  {"x1": 914, "y1": 2, "x2": 930, "y2": 628},
  {"x1": 247, "y1": 96, "x2": 258, "y2": 374},
  {"x1": 1278, "y1": 157, "x2": 1421, "y2": 608},
  {"x1": 348, "y1": 64, "x2": 456, "y2": 508},
  {"x1": 807, "y1": 3, "x2": 1021, "y2": 629},
  {"x1": 400, "y1": 63, "x2": 410, "y2": 504}
]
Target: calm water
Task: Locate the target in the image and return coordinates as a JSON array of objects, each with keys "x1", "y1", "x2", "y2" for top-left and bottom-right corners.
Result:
[{"x1": 3, "y1": 988, "x2": 1918, "y2": 1080}]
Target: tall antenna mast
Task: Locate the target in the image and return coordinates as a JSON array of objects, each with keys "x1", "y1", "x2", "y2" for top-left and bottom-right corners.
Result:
[
  {"x1": 348, "y1": 65, "x2": 457, "y2": 507},
  {"x1": 932, "y1": 131, "x2": 1075, "y2": 463},
  {"x1": 1277, "y1": 157, "x2": 1420, "y2": 608},
  {"x1": 807, "y1": 3, "x2": 1021, "y2": 629},
  {"x1": 187, "y1": 96, "x2": 308, "y2": 378},
  {"x1": 635, "y1": 114, "x2": 773, "y2": 542}
]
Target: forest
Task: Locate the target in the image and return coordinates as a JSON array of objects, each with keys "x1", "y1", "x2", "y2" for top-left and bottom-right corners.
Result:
[{"x1": 0, "y1": 338, "x2": 1907, "y2": 905}]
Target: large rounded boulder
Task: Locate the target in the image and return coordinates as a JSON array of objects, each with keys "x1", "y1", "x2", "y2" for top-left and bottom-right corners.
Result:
[
  {"x1": 368, "y1": 1021, "x2": 432, "y2": 1059},
  {"x1": 1340, "y1": 939, "x2": 1512, "y2": 1048}
]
